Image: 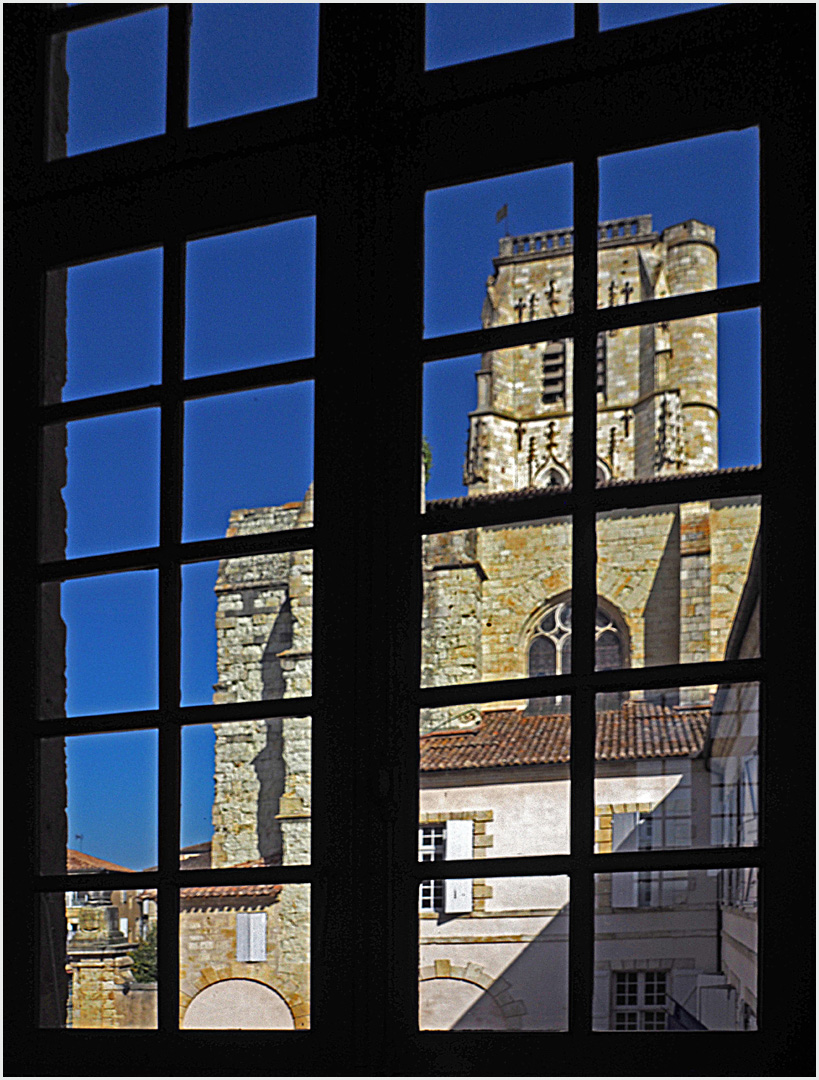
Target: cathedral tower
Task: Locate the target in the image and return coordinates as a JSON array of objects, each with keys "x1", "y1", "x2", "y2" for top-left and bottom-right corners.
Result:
[{"x1": 464, "y1": 216, "x2": 719, "y2": 495}]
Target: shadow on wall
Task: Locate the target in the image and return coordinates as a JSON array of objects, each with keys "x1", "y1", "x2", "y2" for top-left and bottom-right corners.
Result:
[
  {"x1": 262, "y1": 598, "x2": 292, "y2": 700},
  {"x1": 253, "y1": 720, "x2": 285, "y2": 863},
  {"x1": 644, "y1": 512, "x2": 681, "y2": 675}
]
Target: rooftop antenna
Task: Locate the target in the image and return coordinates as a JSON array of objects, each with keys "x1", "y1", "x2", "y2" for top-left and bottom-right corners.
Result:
[{"x1": 75, "y1": 833, "x2": 83, "y2": 849}]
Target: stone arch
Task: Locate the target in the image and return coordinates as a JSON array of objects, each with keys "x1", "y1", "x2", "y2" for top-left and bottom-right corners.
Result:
[
  {"x1": 533, "y1": 461, "x2": 570, "y2": 488},
  {"x1": 179, "y1": 964, "x2": 308, "y2": 1029},
  {"x1": 418, "y1": 961, "x2": 526, "y2": 1030}
]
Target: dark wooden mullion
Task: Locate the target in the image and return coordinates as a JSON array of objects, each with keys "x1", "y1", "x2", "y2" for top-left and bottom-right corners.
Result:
[
  {"x1": 420, "y1": 468, "x2": 763, "y2": 535},
  {"x1": 421, "y1": 283, "x2": 760, "y2": 365},
  {"x1": 574, "y1": 4, "x2": 599, "y2": 42},
  {"x1": 165, "y1": 4, "x2": 190, "y2": 140},
  {"x1": 417, "y1": 656, "x2": 764, "y2": 712},
  {"x1": 568, "y1": 151, "x2": 599, "y2": 1036},
  {"x1": 410, "y1": 845, "x2": 762, "y2": 882},
  {"x1": 155, "y1": 238, "x2": 185, "y2": 1033}
]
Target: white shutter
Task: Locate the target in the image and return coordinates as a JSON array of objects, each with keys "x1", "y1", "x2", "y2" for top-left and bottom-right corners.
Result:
[
  {"x1": 236, "y1": 912, "x2": 267, "y2": 962},
  {"x1": 248, "y1": 911, "x2": 267, "y2": 961},
  {"x1": 236, "y1": 912, "x2": 250, "y2": 961},
  {"x1": 443, "y1": 819, "x2": 473, "y2": 914},
  {"x1": 611, "y1": 812, "x2": 638, "y2": 908},
  {"x1": 119, "y1": 917, "x2": 129, "y2": 939}
]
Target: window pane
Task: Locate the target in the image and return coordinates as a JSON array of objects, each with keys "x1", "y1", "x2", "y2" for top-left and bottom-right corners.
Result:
[
  {"x1": 40, "y1": 892, "x2": 158, "y2": 1028},
  {"x1": 52, "y1": 9, "x2": 168, "y2": 159},
  {"x1": 594, "y1": 869, "x2": 757, "y2": 1031},
  {"x1": 185, "y1": 219, "x2": 315, "y2": 378},
  {"x1": 182, "y1": 716, "x2": 312, "y2": 870},
  {"x1": 40, "y1": 571, "x2": 159, "y2": 720},
  {"x1": 419, "y1": 876, "x2": 569, "y2": 1030},
  {"x1": 44, "y1": 249, "x2": 163, "y2": 405},
  {"x1": 42, "y1": 409, "x2": 160, "y2": 562},
  {"x1": 600, "y1": 4, "x2": 724, "y2": 31},
  {"x1": 39, "y1": 730, "x2": 158, "y2": 875},
  {"x1": 595, "y1": 310, "x2": 760, "y2": 482},
  {"x1": 180, "y1": 884, "x2": 310, "y2": 1028},
  {"x1": 425, "y1": 164, "x2": 572, "y2": 339},
  {"x1": 425, "y1": 341, "x2": 574, "y2": 505},
  {"x1": 182, "y1": 553, "x2": 313, "y2": 707},
  {"x1": 420, "y1": 697, "x2": 570, "y2": 859},
  {"x1": 594, "y1": 683, "x2": 759, "y2": 853},
  {"x1": 426, "y1": 4, "x2": 573, "y2": 70},
  {"x1": 422, "y1": 518, "x2": 571, "y2": 689},
  {"x1": 182, "y1": 384, "x2": 313, "y2": 543},
  {"x1": 596, "y1": 497, "x2": 760, "y2": 671},
  {"x1": 189, "y1": 3, "x2": 319, "y2": 126},
  {"x1": 599, "y1": 130, "x2": 759, "y2": 297}
]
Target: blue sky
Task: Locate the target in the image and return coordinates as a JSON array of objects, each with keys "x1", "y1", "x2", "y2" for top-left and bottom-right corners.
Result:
[{"x1": 58, "y1": 4, "x2": 755, "y2": 872}]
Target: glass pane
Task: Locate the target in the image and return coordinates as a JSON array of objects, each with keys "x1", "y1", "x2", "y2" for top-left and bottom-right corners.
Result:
[
  {"x1": 52, "y1": 9, "x2": 168, "y2": 159},
  {"x1": 421, "y1": 518, "x2": 571, "y2": 689},
  {"x1": 41, "y1": 409, "x2": 160, "y2": 562},
  {"x1": 596, "y1": 497, "x2": 760, "y2": 671},
  {"x1": 182, "y1": 553, "x2": 313, "y2": 706},
  {"x1": 425, "y1": 163, "x2": 572, "y2": 339},
  {"x1": 595, "y1": 309, "x2": 760, "y2": 482},
  {"x1": 44, "y1": 249, "x2": 163, "y2": 405},
  {"x1": 182, "y1": 716, "x2": 312, "y2": 869},
  {"x1": 40, "y1": 730, "x2": 158, "y2": 875},
  {"x1": 419, "y1": 875, "x2": 569, "y2": 1030},
  {"x1": 426, "y1": 3, "x2": 573, "y2": 70},
  {"x1": 601, "y1": 4, "x2": 724, "y2": 31},
  {"x1": 185, "y1": 219, "x2": 315, "y2": 378},
  {"x1": 189, "y1": 3, "x2": 319, "y2": 126},
  {"x1": 182, "y1": 384, "x2": 313, "y2": 543},
  {"x1": 425, "y1": 340, "x2": 574, "y2": 505},
  {"x1": 40, "y1": 892, "x2": 158, "y2": 1028},
  {"x1": 599, "y1": 130, "x2": 759, "y2": 297},
  {"x1": 40, "y1": 571, "x2": 159, "y2": 720},
  {"x1": 594, "y1": 868, "x2": 757, "y2": 1031},
  {"x1": 180, "y1": 884, "x2": 310, "y2": 1028},
  {"x1": 420, "y1": 697, "x2": 570, "y2": 859},
  {"x1": 595, "y1": 683, "x2": 759, "y2": 852}
]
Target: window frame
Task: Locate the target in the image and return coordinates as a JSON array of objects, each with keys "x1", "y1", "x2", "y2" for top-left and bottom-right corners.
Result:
[{"x1": 6, "y1": 4, "x2": 814, "y2": 1074}]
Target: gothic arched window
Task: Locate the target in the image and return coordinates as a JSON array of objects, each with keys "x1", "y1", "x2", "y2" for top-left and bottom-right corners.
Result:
[{"x1": 527, "y1": 599, "x2": 627, "y2": 712}]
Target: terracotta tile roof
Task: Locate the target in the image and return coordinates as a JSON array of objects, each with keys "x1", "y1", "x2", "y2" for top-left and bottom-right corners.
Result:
[
  {"x1": 67, "y1": 849, "x2": 134, "y2": 873},
  {"x1": 419, "y1": 702, "x2": 710, "y2": 772}
]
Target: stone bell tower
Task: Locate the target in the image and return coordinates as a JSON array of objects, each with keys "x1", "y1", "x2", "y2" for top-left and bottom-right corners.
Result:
[{"x1": 464, "y1": 216, "x2": 719, "y2": 495}]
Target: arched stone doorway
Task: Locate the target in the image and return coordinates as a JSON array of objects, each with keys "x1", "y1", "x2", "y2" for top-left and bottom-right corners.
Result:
[{"x1": 182, "y1": 978, "x2": 295, "y2": 1030}]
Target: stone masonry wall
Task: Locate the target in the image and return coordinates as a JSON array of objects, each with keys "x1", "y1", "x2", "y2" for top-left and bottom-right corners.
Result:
[{"x1": 211, "y1": 494, "x2": 313, "y2": 870}]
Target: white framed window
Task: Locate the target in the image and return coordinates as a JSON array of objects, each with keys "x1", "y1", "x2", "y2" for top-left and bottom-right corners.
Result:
[
  {"x1": 418, "y1": 820, "x2": 473, "y2": 914},
  {"x1": 612, "y1": 971, "x2": 668, "y2": 1031}
]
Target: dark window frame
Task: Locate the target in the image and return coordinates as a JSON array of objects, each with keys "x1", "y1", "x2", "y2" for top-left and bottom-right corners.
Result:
[{"x1": 6, "y1": 4, "x2": 814, "y2": 1074}]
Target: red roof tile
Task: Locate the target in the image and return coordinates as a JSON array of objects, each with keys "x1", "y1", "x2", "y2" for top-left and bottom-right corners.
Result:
[
  {"x1": 67, "y1": 849, "x2": 134, "y2": 873},
  {"x1": 419, "y1": 702, "x2": 710, "y2": 772}
]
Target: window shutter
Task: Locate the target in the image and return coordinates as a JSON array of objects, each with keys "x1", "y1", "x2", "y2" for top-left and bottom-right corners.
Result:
[
  {"x1": 611, "y1": 812, "x2": 639, "y2": 908},
  {"x1": 248, "y1": 911, "x2": 267, "y2": 961},
  {"x1": 237, "y1": 912, "x2": 267, "y2": 961},
  {"x1": 443, "y1": 819, "x2": 473, "y2": 914},
  {"x1": 236, "y1": 912, "x2": 250, "y2": 961}
]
